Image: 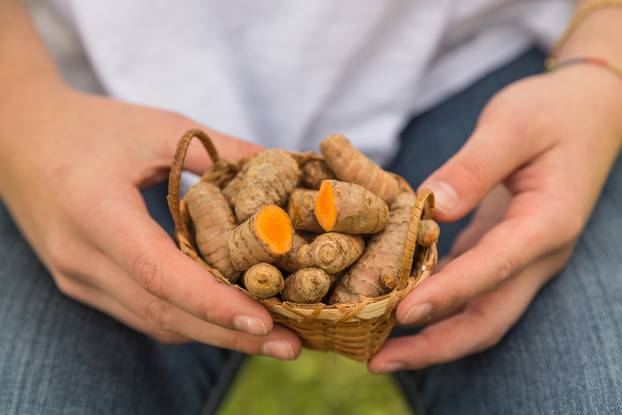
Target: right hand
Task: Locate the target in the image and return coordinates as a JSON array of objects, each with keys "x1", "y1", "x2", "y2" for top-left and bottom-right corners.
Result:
[{"x1": 0, "y1": 84, "x2": 301, "y2": 360}]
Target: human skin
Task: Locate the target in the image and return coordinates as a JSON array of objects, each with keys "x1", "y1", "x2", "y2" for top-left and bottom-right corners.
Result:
[
  {"x1": 0, "y1": 1, "x2": 300, "y2": 360},
  {"x1": 369, "y1": 6, "x2": 622, "y2": 373}
]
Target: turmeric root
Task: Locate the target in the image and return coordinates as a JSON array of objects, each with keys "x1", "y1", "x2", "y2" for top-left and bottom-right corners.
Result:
[
  {"x1": 201, "y1": 160, "x2": 239, "y2": 188},
  {"x1": 315, "y1": 180, "x2": 388, "y2": 234},
  {"x1": 301, "y1": 160, "x2": 335, "y2": 189},
  {"x1": 297, "y1": 232, "x2": 364, "y2": 274},
  {"x1": 289, "y1": 151, "x2": 322, "y2": 167},
  {"x1": 276, "y1": 232, "x2": 364, "y2": 274},
  {"x1": 274, "y1": 233, "x2": 309, "y2": 273},
  {"x1": 220, "y1": 155, "x2": 255, "y2": 205},
  {"x1": 228, "y1": 205, "x2": 294, "y2": 271},
  {"x1": 320, "y1": 134, "x2": 401, "y2": 203},
  {"x1": 288, "y1": 189, "x2": 324, "y2": 233},
  {"x1": 222, "y1": 169, "x2": 245, "y2": 205},
  {"x1": 417, "y1": 219, "x2": 440, "y2": 247},
  {"x1": 282, "y1": 268, "x2": 332, "y2": 303},
  {"x1": 329, "y1": 192, "x2": 418, "y2": 304},
  {"x1": 243, "y1": 263, "x2": 285, "y2": 299},
  {"x1": 185, "y1": 181, "x2": 240, "y2": 282},
  {"x1": 233, "y1": 149, "x2": 300, "y2": 222}
]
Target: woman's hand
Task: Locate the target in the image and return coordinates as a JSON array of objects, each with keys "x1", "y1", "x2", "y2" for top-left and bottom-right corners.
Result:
[
  {"x1": 369, "y1": 65, "x2": 622, "y2": 373},
  {"x1": 0, "y1": 85, "x2": 301, "y2": 361}
]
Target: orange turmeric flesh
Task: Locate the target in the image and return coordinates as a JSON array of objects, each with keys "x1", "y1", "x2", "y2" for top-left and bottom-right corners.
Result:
[
  {"x1": 256, "y1": 205, "x2": 293, "y2": 254},
  {"x1": 315, "y1": 180, "x2": 388, "y2": 234},
  {"x1": 315, "y1": 180, "x2": 337, "y2": 231}
]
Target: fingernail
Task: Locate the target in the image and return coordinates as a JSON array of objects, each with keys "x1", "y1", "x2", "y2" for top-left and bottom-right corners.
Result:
[
  {"x1": 262, "y1": 340, "x2": 295, "y2": 360},
  {"x1": 372, "y1": 362, "x2": 405, "y2": 373},
  {"x1": 233, "y1": 315, "x2": 268, "y2": 336},
  {"x1": 403, "y1": 303, "x2": 432, "y2": 324},
  {"x1": 424, "y1": 181, "x2": 458, "y2": 214}
]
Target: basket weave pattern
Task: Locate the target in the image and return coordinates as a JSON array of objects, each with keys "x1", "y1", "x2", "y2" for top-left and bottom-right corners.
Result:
[{"x1": 167, "y1": 129, "x2": 438, "y2": 362}]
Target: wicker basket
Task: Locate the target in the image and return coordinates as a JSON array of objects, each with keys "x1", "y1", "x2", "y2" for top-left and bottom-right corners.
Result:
[{"x1": 167, "y1": 129, "x2": 438, "y2": 362}]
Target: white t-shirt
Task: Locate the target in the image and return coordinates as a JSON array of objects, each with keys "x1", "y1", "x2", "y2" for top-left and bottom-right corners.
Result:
[{"x1": 33, "y1": 0, "x2": 572, "y2": 163}]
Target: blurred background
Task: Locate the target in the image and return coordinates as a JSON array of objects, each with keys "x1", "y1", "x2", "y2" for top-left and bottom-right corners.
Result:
[{"x1": 219, "y1": 350, "x2": 411, "y2": 415}]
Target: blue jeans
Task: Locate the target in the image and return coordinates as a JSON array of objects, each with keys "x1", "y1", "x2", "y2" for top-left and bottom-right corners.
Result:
[
  {"x1": 1, "y1": 48, "x2": 621, "y2": 414},
  {"x1": 389, "y1": 49, "x2": 622, "y2": 414}
]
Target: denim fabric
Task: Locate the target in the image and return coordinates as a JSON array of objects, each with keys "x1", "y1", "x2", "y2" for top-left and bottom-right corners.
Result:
[
  {"x1": 0, "y1": 196, "x2": 243, "y2": 414},
  {"x1": 391, "y1": 49, "x2": 622, "y2": 414},
  {"x1": 1, "y1": 48, "x2": 621, "y2": 415}
]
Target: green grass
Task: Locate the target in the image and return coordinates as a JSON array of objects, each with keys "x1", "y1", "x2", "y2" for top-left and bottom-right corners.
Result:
[{"x1": 218, "y1": 350, "x2": 412, "y2": 415}]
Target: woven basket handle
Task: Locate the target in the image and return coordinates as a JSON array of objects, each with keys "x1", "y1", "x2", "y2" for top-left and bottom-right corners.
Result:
[
  {"x1": 398, "y1": 188, "x2": 436, "y2": 288},
  {"x1": 167, "y1": 129, "x2": 221, "y2": 240},
  {"x1": 416, "y1": 188, "x2": 435, "y2": 221}
]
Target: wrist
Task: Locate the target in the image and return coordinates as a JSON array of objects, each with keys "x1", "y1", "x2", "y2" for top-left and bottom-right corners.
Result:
[
  {"x1": 546, "y1": 65, "x2": 622, "y2": 147},
  {"x1": 557, "y1": 6, "x2": 622, "y2": 63},
  {"x1": 0, "y1": 72, "x2": 69, "y2": 114},
  {"x1": 548, "y1": 5, "x2": 622, "y2": 143}
]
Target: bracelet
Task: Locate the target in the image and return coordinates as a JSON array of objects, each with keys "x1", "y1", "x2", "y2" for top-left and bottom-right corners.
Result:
[
  {"x1": 545, "y1": 56, "x2": 622, "y2": 81},
  {"x1": 546, "y1": 0, "x2": 622, "y2": 81},
  {"x1": 549, "y1": 0, "x2": 622, "y2": 59}
]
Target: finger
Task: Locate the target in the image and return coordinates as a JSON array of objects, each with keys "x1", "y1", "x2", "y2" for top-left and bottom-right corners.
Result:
[
  {"x1": 474, "y1": 184, "x2": 512, "y2": 222},
  {"x1": 448, "y1": 185, "x2": 511, "y2": 258},
  {"x1": 118, "y1": 105, "x2": 262, "y2": 177},
  {"x1": 397, "y1": 193, "x2": 570, "y2": 325},
  {"x1": 396, "y1": 301, "x2": 466, "y2": 329},
  {"x1": 83, "y1": 187, "x2": 275, "y2": 336},
  {"x1": 58, "y1": 270, "x2": 301, "y2": 359},
  {"x1": 420, "y1": 119, "x2": 551, "y2": 220},
  {"x1": 73, "y1": 249, "x2": 300, "y2": 358},
  {"x1": 177, "y1": 127, "x2": 263, "y2": 175},
  {"x1": 369, "y1": 252, "x2": 563, "y2": 373},
  {"x1": 53, "y1": 273, "x2": 188, "y2": 344},
  {"x1": 172, "y1": 315, "x2": 301, "y2": 359},
  {"x1": 148, "y1": 114, "x2": 262, "y2": 175}
]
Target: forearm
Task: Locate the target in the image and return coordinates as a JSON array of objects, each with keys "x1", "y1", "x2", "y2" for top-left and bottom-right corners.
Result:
[
  {"x1": 0, "y1": 0, "x2": 64, "y2": 93},
  {"x1": 0, "y1": 1, "x2": 69, "y2": 198},
  {"x1": 550, "y1": 3, "x2": 622, "y2": 144}
]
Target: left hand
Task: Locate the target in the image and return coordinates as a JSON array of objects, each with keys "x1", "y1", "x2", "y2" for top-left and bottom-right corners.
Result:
[{"x1": 369, "y1": 64, "x2": 622, "y2": 373}]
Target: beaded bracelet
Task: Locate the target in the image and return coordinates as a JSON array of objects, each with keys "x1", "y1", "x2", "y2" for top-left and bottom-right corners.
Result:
[
  {"x1": 545, "y1": 56, "x2": 622, "y2": 81},
  {"x1": 546, "y1": 0, "x2": 622, "y2": 81}
]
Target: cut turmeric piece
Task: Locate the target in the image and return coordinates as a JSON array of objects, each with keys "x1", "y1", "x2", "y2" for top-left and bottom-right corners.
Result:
[
  {"x1": 320, "y1": 134, "x2": 401, "y2": 203},
  {"x1": 233, "y1": 149, "x2": 300, "y2": 222},
  {"x1": 315, "y1": 181, "x2": 337, "y2": 231},
  {"x1": 315, "y1": 180, "x2": 388, "y2": 234},
  {"x1": 256, "y1": 205, "x2": 293, "y2": 254},
  {"x1": 288, "y1": 189, "x2": 324, "y2": 233},
  {"x1": 228, "y1": 205, "x2": 294, "y2": 271}
]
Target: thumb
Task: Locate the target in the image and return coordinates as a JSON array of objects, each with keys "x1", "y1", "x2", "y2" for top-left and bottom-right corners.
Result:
[
  {"x1": 420, "y1": 121, "x2": 530, "y2": 221},
  {"x1": 151, "y1": 112, "x2": 263, "y2": 176},
  {"x1": 178, "y1": 126, "x2": 263, "y2": 175}
]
